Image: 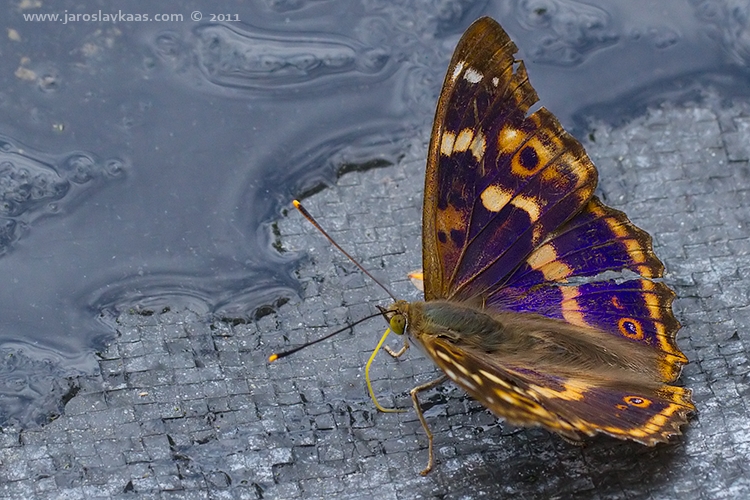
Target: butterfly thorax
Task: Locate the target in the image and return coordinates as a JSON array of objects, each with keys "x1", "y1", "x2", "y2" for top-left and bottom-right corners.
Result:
[{"x1": 400, "y1": 299, "x2": 670, "y2": 386}]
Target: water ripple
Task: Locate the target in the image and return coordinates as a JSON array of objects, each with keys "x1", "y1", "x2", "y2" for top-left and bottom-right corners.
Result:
[
  {"x1": 514, "y1": 0, "x2": 618, "y2": 65},
  {"x1": 0, "y1": 136, "x2": 125, "y2": 254},
  {"x1": 152, "y1": 23, "x2": 395, "y2": 94}
]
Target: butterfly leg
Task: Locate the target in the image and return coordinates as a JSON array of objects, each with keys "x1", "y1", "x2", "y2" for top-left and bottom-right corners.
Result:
[
  {"x1": 410, "y1": 374, "x2": 449, "y2": 475},
  {"x1": 384, "y1": 337, "x2": 409, "y2": 358}
]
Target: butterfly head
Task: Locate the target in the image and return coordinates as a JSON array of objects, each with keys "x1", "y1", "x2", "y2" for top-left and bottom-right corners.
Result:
[{"x1": 380, "y1": 300, "x2": 410, "y2": 335}]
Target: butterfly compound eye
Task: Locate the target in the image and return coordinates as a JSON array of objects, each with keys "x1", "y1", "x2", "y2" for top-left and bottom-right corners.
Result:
[{"x1": 389, "y1": 313, "x2": 406, "y2": 335}]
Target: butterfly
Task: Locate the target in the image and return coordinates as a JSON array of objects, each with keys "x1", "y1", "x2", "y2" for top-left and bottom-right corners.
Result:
[
  {"x1": 377, "y1": 17, "x2": 694, "y2": 474},
  {"x1": 276, "y1": 16, "x2": 694, "y2": 476}
]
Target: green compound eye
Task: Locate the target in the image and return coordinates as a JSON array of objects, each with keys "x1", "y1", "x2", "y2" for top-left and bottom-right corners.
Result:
[{"x1": 389, "y1": 313, "x2": 406, "y2": 335}]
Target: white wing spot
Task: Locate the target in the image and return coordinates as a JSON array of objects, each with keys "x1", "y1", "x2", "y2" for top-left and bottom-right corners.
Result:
[
  {"x1": 511, "y1": 194, "x2": 542, "y2": 222},
  {"x1": 527, "y1": 244, "x2": 573, "y2": 281},
  {"x1": 464, "y1": 67, "x2": 483, "y2": 84},
  {"x1": 470, "y1": 130, "x2": 486, "y2": 161},
  {"x1": 498, "y1": 126, "x2": 523, "y2": 149},
  {"x1": 497, "y1": 391, "x2": 517, "y2": 404},
  {"x1": 479, "y1": 369, "x2": 512, "y2": 389},
  {"x1": 436, "y1": 350, "x2": 452, "y2": 363},
  {"x1": 492, "y1": 76, "x2": 500, "y2": 87},
  {"x1": 452, "y1": 359, "x2": 472, "y2": 377},
  {"x1": 560, "y1": 287, "x2": 586, "y2": 327},
  {"x1": 453, "y1": 128, "x2": 474, "y2": 152},
  {"x1": 440, "y1": 131, "x2": 456, "y2": 156},
  {"x1": 527, "y1": 244, "x2": 557, "y2": 270},
  {"x1": 459, "y1": 377, "x2": 478, "y2": 391},
  {"x1": 480, "y1": 185, "x2": 513, "y2": 213},
  {"x1": 441, "y1": 128, "x2": 484, "y2": 160},
  {"x1": 451, "y1": 61, "x2": 465, "y2": 83}
]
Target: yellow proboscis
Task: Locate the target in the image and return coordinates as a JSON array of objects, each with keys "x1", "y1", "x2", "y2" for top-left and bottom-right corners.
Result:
[{"x1": 365, "y1": 328, "x2": 406, "y2": 413}]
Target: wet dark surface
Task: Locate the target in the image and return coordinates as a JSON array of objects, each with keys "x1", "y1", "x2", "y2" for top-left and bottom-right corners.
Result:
[{"x1": 0, "y1": 0, "x2": 747, "y2": 445}]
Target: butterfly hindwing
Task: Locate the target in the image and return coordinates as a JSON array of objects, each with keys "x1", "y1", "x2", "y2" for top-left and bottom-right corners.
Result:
[
  {"x1": 487, "y1": 279, "x2": 686, "y2": 381},
  {"x1": 418, "y1": 320, "x2": 693, "y2": 445},
  {"x1": 478, "y1": 195, "x2": 688, "y2": 381}
]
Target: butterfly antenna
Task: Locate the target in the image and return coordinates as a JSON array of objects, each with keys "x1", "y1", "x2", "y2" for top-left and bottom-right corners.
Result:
[
  {"x1": 292, "y1": 200, "x2": 398, "y2": 301},
  {"x1": 268, "y1": 311, "x2": 384, "y2": 362}
]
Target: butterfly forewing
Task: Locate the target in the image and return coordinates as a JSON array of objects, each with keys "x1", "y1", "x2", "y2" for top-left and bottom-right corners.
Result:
[
  {"x1": 422, "y1": 18, "x2": 522, "y2": 301},
  {"x1": 423, "y1": 19, "x2": 599, "y2": 302}
]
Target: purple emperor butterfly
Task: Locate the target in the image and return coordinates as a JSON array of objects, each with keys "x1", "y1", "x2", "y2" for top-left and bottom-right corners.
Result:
[{"x1": 276, "y1": 17, "x2": 694, "y2": 475}]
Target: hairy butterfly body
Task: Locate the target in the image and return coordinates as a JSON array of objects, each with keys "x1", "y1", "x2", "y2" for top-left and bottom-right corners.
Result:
[{"x1": 380, "y1": 17, "x2": 693, "y2": 474}]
